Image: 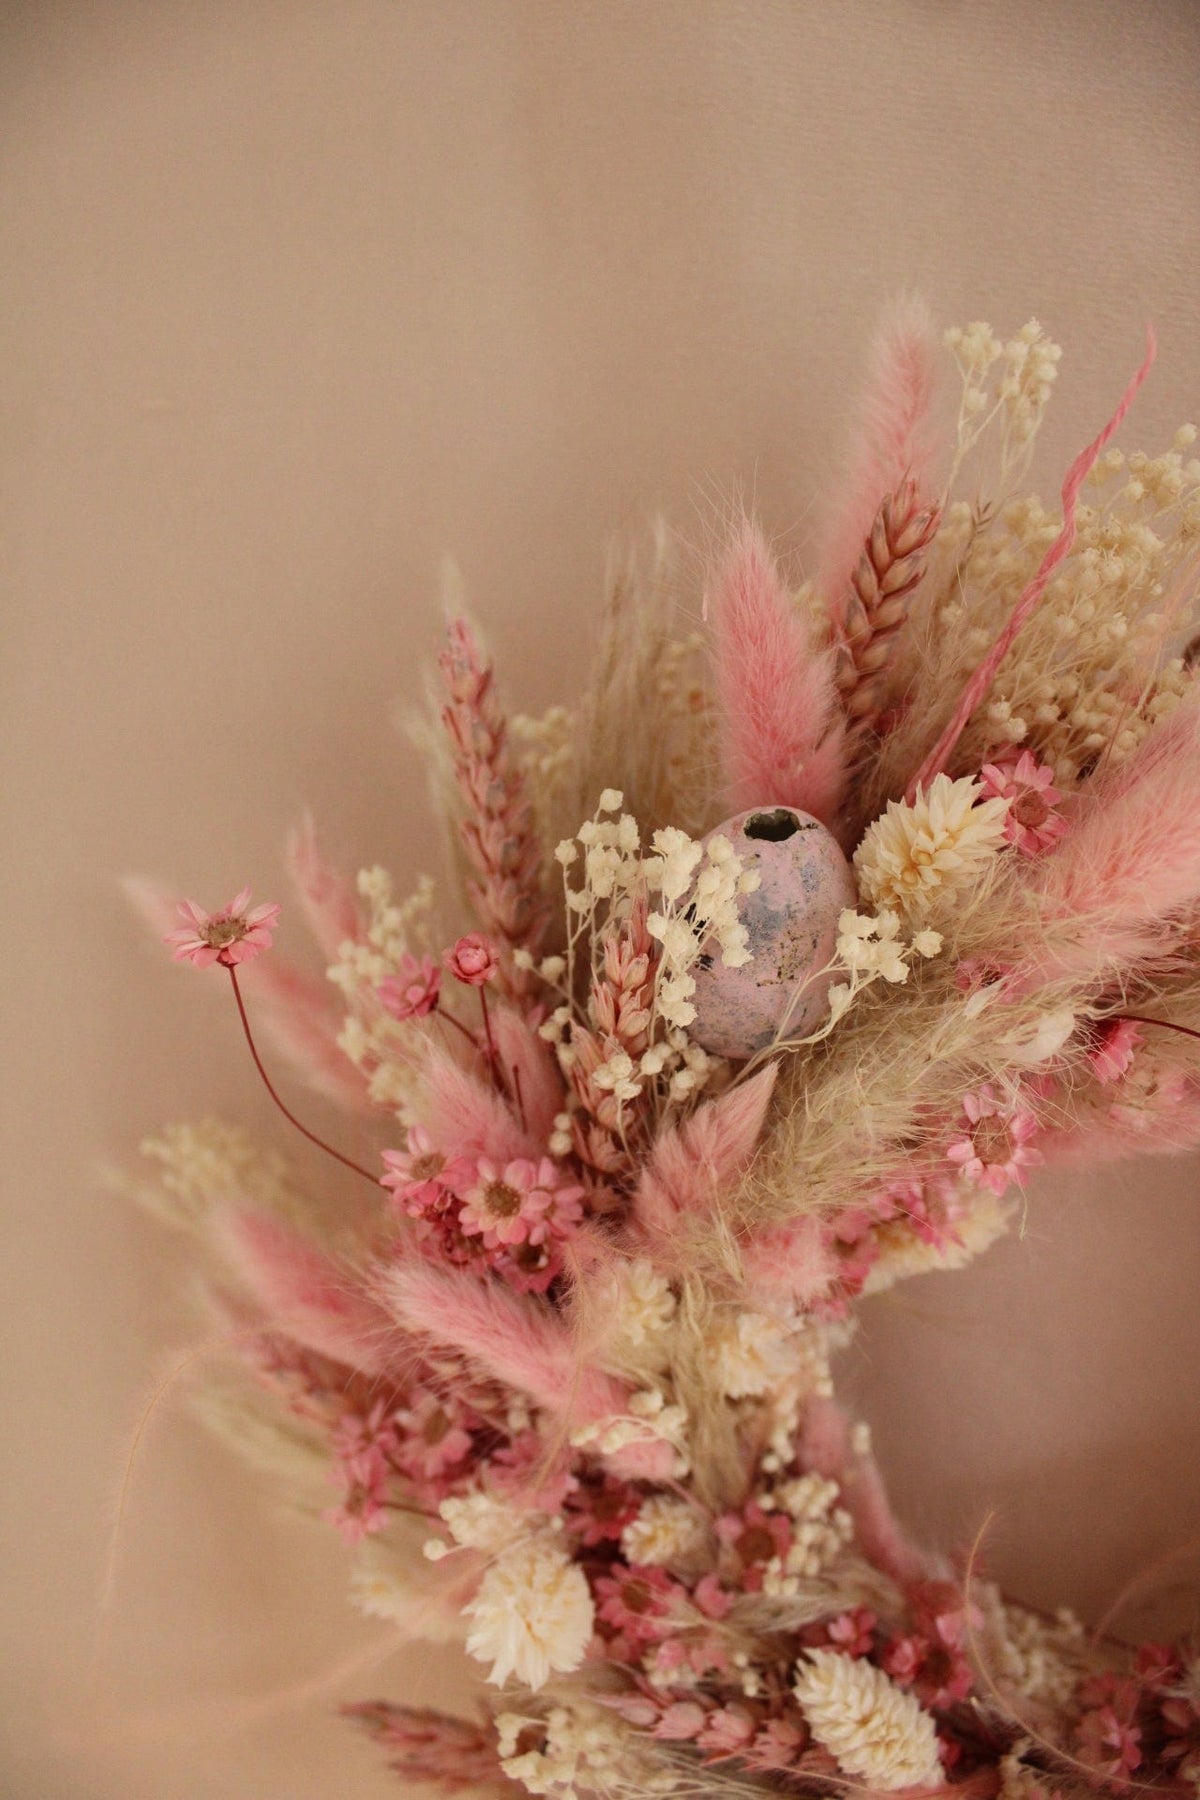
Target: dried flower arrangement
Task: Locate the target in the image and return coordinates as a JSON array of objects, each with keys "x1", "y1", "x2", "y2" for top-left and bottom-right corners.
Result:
[{"x1": 128, "y1": 301, "x2": 1200, "y2": 1800}]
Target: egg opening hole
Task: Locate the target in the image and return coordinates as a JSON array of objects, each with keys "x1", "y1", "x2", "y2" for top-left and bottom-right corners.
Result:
[{"x1": 744, "y1": 808, "x2": 803, "y2": 842}]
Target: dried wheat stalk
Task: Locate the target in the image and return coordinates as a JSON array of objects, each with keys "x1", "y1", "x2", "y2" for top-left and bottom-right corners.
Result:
[{"x1": 836, "y1": 477, "x2": 941, "y2": 749}]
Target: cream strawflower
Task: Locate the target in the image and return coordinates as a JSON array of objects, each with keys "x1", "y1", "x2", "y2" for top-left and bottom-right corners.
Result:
[
  {"x1": 621, "y1": 1496, "x2": 705, "y2": 1567},
  {"x1": 464, "y1": 1537, "x2": 594, "y2": 1690},
  {"x1": 793, "y1": 1648, "x2": 943, "y2": 1791},
  {"x1": 854, "y1": 773, "x2": 1009, "y2": 921}
]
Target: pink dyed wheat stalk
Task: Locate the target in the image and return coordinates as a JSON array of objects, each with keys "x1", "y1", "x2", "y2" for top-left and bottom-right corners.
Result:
[
  {"x1": 836, "y1": 477, "x2": 941, "y2": 754},
  {"x1": 439, "y1": 619, "x2": 548, "y2": 983}
]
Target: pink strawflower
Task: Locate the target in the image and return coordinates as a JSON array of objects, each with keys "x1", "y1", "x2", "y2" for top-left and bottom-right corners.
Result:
[
  {"x1": 380, "y1": 1128, "x2": 470, "y2": 1218},
  {"x1": 564, "y1": 1474, "x2": 640, "y2": 1546},
  {"x1": 945, "y1": 1084, "x2": 1042, "y2": 1194},
  {"x1": 459, "y1": 1155, "x2": 583, "y2": 1249},
  {"x1": 165, "y1": 887, "x2": 281, "y2": 968},
  {"x1": 715, "y1": 1500, "x2": 792, "y2": 1594},
  {"x1": 324, "y1": 1401, "x2": 396, "y2": 1544},
  {"x1": 594, "y1": 1565, "x2": 681, "y2": 1643},
  {"x1": 391, "y1": 1390, "x2": 473, "y2": 1485},
  {"x1": 1076, "y1": 1676, "x2": 1143, "y2": 1782},
  {"x1": 980, "y1": 751, "x2": 1067, "y2": 855},
  {"x1": 825, "y1": 1608, "x2": 878, "y2": 1657},
  {"x1": 377, "y1": 954, "x2": 442, "y2": 1021},
  {"x1": 443, "y1": 933, "x2": 499, "y2": 987},
  {"x1": 1089, "y1": 1017, "x2": 1142, "y2": 1085}
]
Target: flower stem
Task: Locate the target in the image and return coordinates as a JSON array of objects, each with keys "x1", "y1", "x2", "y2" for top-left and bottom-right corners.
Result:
[
  {"x1": 226, "y1": 966, "x2": 381, "y2": 1188},
  {"x1": 1118, "y1": 1012, "x2": 1200, "y2": 1044},
  {"x1": 477, "y1": 983, "x2": 499, "y2": 1074}
]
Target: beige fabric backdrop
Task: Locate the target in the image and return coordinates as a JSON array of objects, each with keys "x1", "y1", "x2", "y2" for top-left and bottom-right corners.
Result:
[{"x1": 3, "y1": 3, "x2": 1199, "y2": 1795}]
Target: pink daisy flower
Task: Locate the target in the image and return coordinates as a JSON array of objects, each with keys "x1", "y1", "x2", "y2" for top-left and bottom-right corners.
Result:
[
  {"x1": 979, "y1": 751, "x2": 1067, "y2": 856},
  {"x1": 564, "y1": 1475, "x2": 640, "y2": 1546},
  {"x1": 380, "y1": 1127, "x2": 470, "y2": 1217},
  {"x1": 715, "y1": 1501, "x2": 792, "y2": 1593},
  {"x1": 377, "y1": 953, "x2": 441, "y2": 1021},
  {"x1": 594, "y1": 1565, "x2": 682, "y2": 1644},
  {"x1": 945, "y1": 1085, "x2": 1042, "y2": 1194},
  {"x1": 1089, "y1": 1017, "x2": 1142, "y2": 1085},
  {"x1": 392, "y1": 1390, "x2": 473, "y2": 1484},
  {"x1": 165, "y1": 887, "x2": 281, "y2": 968},
  {"x1": 459, "y1": 1156, "x2": 583, "y2": 1249}
]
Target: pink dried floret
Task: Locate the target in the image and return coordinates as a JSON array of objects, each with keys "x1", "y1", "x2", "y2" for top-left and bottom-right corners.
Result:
[
  {"x1": 377, "y1": 954, "x2": 442, "y2": 1020},
  {"x1": 380, "y1": 1128, "x2": 472, "y2": 1218},
  {"x1": 564, "y1": 1475, "x2": 640, "y2": 1547},
  {"x1": 594, "y1": 1565, "x2": 682, "y2": 1643},
  {"x1": 443, "y1": 933, "x2": 499, "y2": 987},
  {"x1": 165, "y1": 887, "x2": 281, "y2": 968},
  {"x1": 1076, "y1": 1675, "x2": 1143, "y2": 1781},
  {"x1": 391, "y1": 1390, "x2": 474, "y2": 1485},
  {"x1": 697, "y1": 1705, "x2": 756, "y2": 1757},
  {"x1": 459, "y1": 1156, "x2": 583, "y2": 1249},
  {"x1": 324, "y1": 1401, "x2": 397, "y2": 1543},
  {"x1": 715, "y1": 1500, "x2": 792, "y2": 1592},
  {"x1": 980, "y1": 751, "x2": 1067, "y2": 855},
  {"x1": 945, "y1": 1084, "x2": 1041, "y2": 1194},
  {"x1": 1089, "y1": 1017, "x2": 1143, "y2": 1085}
]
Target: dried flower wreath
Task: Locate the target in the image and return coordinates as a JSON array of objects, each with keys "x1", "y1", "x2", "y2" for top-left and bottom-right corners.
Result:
[{"x1": 127, "y1": 302, "x2": 1200, "y2": 1800}]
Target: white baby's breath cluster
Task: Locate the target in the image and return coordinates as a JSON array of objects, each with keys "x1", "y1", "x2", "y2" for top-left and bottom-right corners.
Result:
[
  {"x1": 945, "y1": 318, "x2": 1062, "y2": 491},
  {"x1": 822, "y1": 906, "x2": 945, "y2": 1033},
  {"x1": 977, "y1": 1585, "x2": 1089, "y2": 1711},
  {"x1": 327, "y1": 866, "x2": 437, "y2": 1112},
  {"x1": 569, "y1": 1386, "x2": 690, "y2": 1477},
  {"x1": 949, "y1": 434, "x2": 1200, "y2": 783},
  {"x1": 593, "y1": 1257, "x2": 677, "y2": 1371},
  {"x1": 511, "y1": 702, "x2": 578, "y2": 848},
  {"x1": 710, "y1": 1306, "x2": 803, "y2": 1400},
  {"x1": 758, "y1": 1318, "x2": 841, "y2": 1472},
  {"x1": 793, "y1": 1648, "x2": 943, "y2": 1791},
  {"x1": 540, "y1": 791, "x2": 759, "y2": 1111},
  {"x1": 760, "y1": 1474, "x2": 855, "y2": 1591}
]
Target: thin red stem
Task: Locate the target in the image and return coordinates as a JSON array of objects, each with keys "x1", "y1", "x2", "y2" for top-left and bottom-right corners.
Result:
[
  {"x1": 435, "y1": 1005, "x2": 483, "y2": 1057},
  {"x1": 477, "y1": 983, "x2": 499, "y2": 1075},
  {"x1": 226, "y1": 966, "x2": 381, "y2": 1189},
  {"x1": 511, "y1": 1062, "x2": 527, "y2": 1133},
  {"x1": 1118, "y1": 1012, "x2": 1200, "y2": 1045}
]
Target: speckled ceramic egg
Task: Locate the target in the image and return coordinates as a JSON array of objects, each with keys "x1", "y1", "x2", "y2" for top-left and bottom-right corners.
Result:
[{"x1": 690, "y1": 806, "x2": 856, "y2": 1059}]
